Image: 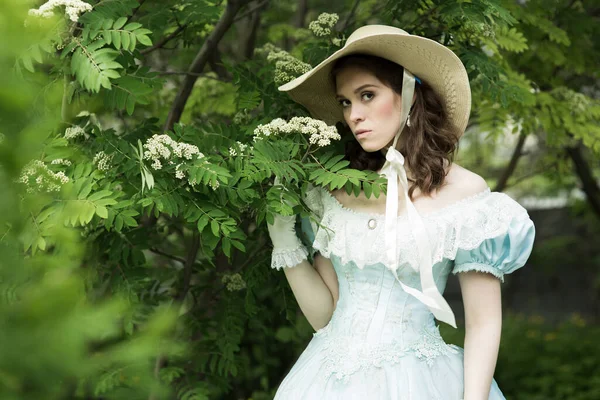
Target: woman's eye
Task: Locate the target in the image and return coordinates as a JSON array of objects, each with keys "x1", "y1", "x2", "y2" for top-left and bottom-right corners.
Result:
[
  {"x1": 362, "y1": 92, "x2": 374, "y2": 101},
  {"x1": 339, "y1": 99, "x2": 350, "y2": 107}
]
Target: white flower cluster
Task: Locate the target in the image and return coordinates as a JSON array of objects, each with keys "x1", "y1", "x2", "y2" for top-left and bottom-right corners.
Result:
[
  {"x1": 267, "y1": 50, "x2": 312, "y2": 86},
  {"x1": 221, "y1": 273, "x2": 246, "y2": 292},
  {"x1": 253, "y1": 117, "x2": 340, "y2": 147},
  {"x1": 254, "y1": 43, "x2": 283, "y2": 59},
  {"x1": 227, "y1": 141, "x2": 251, "y2": 157},
  {"x1": 308, "y1": 13, "x2": 339, "y2": 37},
  {"x1": 143, "y1": 134, "x2": 205, "y2": 171},
  {"x1": 28, "y1": 0, "x2": 93, "y2": 22},
  {"x1": 51, "y1": 158, "x2": 72, "y2": 166},
  {"x1": 64, "y1": 125, "x2": 85, "y2": 140},
  {"x1": 18, "y1": 160, "x2": 69, "y2": 193},
  {"x1": 93, "y1": 151, "x2": 113, "y2": 171}
]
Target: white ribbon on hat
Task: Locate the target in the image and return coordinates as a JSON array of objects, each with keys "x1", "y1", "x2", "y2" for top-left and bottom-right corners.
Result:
[{"x1": 378, "y1": 69, "x2": 457, "y2": 329}]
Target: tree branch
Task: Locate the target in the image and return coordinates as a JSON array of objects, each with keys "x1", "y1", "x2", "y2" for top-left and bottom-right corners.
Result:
[
  {"x1": 125, "y1": 0, "x2": 148, "y2": 25},
  {"x1": 565, "y1": 141, "x2": 600, "y2": 219},
  {"x1": 341, "y1": 0, "x2": 360, "y2": 31},
  {"x1": 234, "y1": 0, "x2": 269, "y2": 23},
  {"x1": 177, "y1": 230, "x2": 201, "y2": 303},
  {"x1": 493, "y1": 131, "x2": 527, "y2": 192},
  {"x1": 149, "y1": 247, "x2": 186, "y2": 265},
  {"x1": 155, "y1": 70, "x2": 230, "y2": 82},
  {"x1": 295, "y1": 0, "x2": 309, "y2": 28},
  {"x1": 163, "y1": 0, "x2": 243, "y2": 132},
  {"x1": 140, "y1": 24, "x2": 187, "y2": 55}
]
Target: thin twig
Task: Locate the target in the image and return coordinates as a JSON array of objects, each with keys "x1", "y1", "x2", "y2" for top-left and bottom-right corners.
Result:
[
  {"x1": 233, "y1": 0, "x2": 269, "y2": 23},
  {"x1": 149, "y1": 247, "x2": 186, "y2": 264},
  {"x1": 140, "y1": 24, "x2": 187, "y2": 55},
  {"x1": 341, "y1": 0, "x2": 360, "y2": 31},
  {"x1": 155, "y1": 71, "x2": 230, "y2": 82}
]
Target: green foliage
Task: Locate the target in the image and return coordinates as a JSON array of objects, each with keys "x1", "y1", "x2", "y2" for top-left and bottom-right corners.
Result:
[
  {"x1": 4, "y1": 0, "x2": 600, "y2": 398},
  {"x1": 441, "y1": 313, "x2": 600, "y2": 400}
]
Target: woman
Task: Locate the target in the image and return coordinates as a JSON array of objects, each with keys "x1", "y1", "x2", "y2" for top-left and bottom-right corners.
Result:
[{"x1": 267, "y1": 25, "x2": 535, "y2": 400}]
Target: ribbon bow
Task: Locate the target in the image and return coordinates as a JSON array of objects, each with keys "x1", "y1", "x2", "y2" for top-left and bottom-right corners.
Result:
[{"x1": 376, "y1": 69, "x2": 457, "y2": 329}]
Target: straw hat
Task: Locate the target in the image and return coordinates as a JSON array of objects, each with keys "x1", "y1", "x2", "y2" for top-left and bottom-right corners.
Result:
[{"x1": 278, "y1": 24, "x2": 471, "y2": 139}]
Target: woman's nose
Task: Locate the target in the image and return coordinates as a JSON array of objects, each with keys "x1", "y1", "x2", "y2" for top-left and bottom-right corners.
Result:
[{"x1": 349, "y1": 105, "x2": 365, "y2": 124}]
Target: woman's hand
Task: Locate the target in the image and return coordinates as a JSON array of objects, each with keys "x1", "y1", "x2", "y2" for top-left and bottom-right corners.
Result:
[
  {"x1": 267, "y1": 176, "x2": 308, "y2": 270},
  {"x1": 267, "y1": 176, "x2": 303, "y2": 251}
]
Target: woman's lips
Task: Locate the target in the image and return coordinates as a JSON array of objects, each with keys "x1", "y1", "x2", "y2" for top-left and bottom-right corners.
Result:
[{"x1": 356, "y1": 130, "x2": 371, "y2": 138}]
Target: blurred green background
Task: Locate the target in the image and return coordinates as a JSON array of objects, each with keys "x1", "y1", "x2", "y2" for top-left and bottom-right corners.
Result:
[{"x1": 1, "y1": 0, "x2": 599, "y2": 399}]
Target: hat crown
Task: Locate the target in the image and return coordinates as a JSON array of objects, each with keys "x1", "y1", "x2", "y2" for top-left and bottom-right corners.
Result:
[{"x1": 345, "y1": 25, "x2": 410, "y2": 45}]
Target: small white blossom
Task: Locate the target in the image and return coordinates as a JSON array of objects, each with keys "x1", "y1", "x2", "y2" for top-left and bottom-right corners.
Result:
[
  {"x1": 93, "y1": 151, "x2": 113, "y2": 171},
  {"x1": 253, "y1": 116, "x2": 340, "y2": 148},
  {"x1": 208, "y1": 179, "x2": 220, "y2": 190},
  {"x1": 64, "y1": 125, "x2": 85, "y2": 140},
  {"x1": 175, "y1": 164, "x2": 185, "y2": 179},
  {"x1": 51, "y1": 158, "x2": 72, "y2": 166},
  {"x1": 332, "y1": 37, "x2": 342, "y2": 46},
  {"x1": 28, "y1": 0, "x2": 93, "y2": 22},
  {"x1": 227, "y1": 141, "x2": 252, "y2": 158},
  {"x1": 18, "y1": 159, "x2": 70, "y2": 193},
  {"x1": 308, "y1": 13, "x2": 339, "y2": 37}
]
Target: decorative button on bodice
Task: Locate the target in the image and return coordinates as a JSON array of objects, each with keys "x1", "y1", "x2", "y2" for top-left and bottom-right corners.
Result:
[{"x1": 367, "y1": 218, "x2": 377, "y2": 229}]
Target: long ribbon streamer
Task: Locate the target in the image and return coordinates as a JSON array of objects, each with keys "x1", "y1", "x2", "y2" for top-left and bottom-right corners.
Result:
[{"x1": 378, "y1": 70, "x2": 457, "y2": 329}]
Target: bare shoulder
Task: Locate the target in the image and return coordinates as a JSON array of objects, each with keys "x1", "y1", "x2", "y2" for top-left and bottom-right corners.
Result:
[{"x1": 444, "y1": 163, "x2": 489, "y2": 197}]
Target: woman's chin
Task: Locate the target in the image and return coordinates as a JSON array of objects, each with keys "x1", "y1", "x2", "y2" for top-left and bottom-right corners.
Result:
[{"x1": 359, "y1": 143, "x2": 385, "y2": 153}]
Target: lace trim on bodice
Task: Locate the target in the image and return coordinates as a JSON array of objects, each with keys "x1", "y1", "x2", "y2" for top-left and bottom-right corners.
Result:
[
  {"x1": 313, "y1": 322, "x2": 459, "y2": 383},
  {"x1": 304, "y1": 185, "x2": 530, "y2": 271}
]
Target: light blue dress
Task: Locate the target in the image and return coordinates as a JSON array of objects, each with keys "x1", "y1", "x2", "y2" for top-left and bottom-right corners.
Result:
[{"x1": 273, "y1": 184, "x2": 536, "y2": 400}]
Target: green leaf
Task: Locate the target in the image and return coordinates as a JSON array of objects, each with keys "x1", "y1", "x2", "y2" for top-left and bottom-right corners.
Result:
[
  {"x1": 222, "y1": 237, "x2": 231, "y2": 257},
  {"x1": 124, "y1": 22, "x2": 142, "y2": 31},
  {"x1": 113, "y1": 17, "x2": 128, "y2": 30},
  {"x1": 136, "y1": 34, "x2": 152, "y2": 46},
  {"x1": 96, "y1": 205, "x2": 108, "y2": 219},
  {"x1": 112, "y1": 31, "x2": 121, "y2": 49},
  {"x1": 210, "y1": 220, "x2": 219, "y2": 236},
  {"x1": 197, "y1": 216, "x2": 209, "y2": 233}
]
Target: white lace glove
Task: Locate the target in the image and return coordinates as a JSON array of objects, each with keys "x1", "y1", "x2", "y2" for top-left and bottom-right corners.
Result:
[{"x1": 267, "y1": 176, "x2": 309, "y2": 270}]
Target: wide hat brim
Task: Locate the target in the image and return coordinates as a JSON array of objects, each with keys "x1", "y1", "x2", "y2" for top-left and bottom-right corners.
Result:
[{"x1": 278, "y1": 25, "x2": 471, "y2": 139}]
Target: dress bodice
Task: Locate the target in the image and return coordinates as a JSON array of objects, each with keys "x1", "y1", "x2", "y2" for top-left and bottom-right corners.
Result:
[{"x1": 272, "y1": 183, "x2": 536, "y2": 383}]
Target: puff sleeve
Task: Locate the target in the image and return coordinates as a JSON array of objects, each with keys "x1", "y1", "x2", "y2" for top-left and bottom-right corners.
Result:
[
  {"x1": 298, "y1": 184, "x2": 324, "y2": 263},
  {"x1": 451, "y1": 213, "x2": 535, "y2": 283}
]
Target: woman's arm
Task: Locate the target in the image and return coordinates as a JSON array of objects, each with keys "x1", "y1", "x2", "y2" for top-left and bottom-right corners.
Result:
[
  {"x1": 283, "y1": 254, "x2": 337, "y2": 331},
  {"x1": 458, "y1": 270, "x2": 503, "y2": 400}
]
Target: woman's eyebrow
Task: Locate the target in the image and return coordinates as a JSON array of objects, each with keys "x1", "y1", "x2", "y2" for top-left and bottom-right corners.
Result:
[{"x1": 335, "y1": 84, "x2": 380, "y2": 99}]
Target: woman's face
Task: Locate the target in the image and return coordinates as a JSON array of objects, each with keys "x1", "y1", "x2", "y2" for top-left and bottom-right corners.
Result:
[{"x1": 335, "y1": 66, "x2": 403, "y2": 153}]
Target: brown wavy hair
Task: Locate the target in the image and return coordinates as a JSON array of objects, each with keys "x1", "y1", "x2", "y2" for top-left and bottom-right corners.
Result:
[{"x1": 330, "y1": 54, "x2": 460, "y2": 200}]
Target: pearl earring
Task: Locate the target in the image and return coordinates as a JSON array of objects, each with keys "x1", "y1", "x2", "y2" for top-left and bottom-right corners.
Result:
[{"x1": 406, "y1": 113, "x2": 411, "y2": 127}]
